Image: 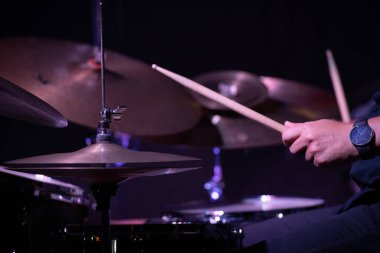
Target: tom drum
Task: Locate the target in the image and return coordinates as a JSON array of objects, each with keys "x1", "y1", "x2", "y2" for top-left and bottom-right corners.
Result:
[{"x1": 0, "y1": 167, "x2": 92, "y2": 253}]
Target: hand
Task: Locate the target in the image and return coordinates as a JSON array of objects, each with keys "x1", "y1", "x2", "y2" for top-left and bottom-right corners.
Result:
[{"x1": 282, "y1": 119, "x2": 358, "y2": 167}]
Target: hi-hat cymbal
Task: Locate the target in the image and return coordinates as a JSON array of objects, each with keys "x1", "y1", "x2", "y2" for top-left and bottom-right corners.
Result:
[
  {"x1": 3, "y1": 142, "x2": 202, "y2": 184},
  {"x1": 0, "y1": 76, "x2": 67, "y2": 127},
  {"x1": 0, "y1": 37, "x2": 201, "y2": 136}
]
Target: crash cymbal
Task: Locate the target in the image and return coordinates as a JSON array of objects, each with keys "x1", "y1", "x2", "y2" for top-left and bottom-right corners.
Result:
[
  {"x1": 0, "y1": 76, "x2": 67, "y2": 127},
  {"x1": 191, "y1": 70, "x2": 337, "y2": 112},
  {"x1": 3, "y1": 142, "x2": 202, "y2": 184},
  {"x1": 0, "y1": 37, "x2": 201, "y2": 136},
  {"x1": 259, "y1": 75, "x2": 337, "y2": 110},
  {"x1": 190, "y1": 70, "x2": 268, "y2": 110}
]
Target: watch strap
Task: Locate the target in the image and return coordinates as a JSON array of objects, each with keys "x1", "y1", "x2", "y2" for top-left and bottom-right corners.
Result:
[
  {"x1": 356, "y1": 144, "x2": 375, "y2": 159},
  {"x1": 352, "y1": 120, "x2": 375, "y2": 160}
]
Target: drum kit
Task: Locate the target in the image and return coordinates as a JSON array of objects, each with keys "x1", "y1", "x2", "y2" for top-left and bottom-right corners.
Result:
[
  {"x1": 0, "y1": 49, "x2": 336, "y2": 252},
  {"x1": 0, "y1": 2, "x2": 340, "y2": 253}
]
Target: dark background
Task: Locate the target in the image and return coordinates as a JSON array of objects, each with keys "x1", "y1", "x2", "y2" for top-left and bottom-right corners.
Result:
[{"x1": 1, "y1": 0, "x2": 380, "y2": 222}]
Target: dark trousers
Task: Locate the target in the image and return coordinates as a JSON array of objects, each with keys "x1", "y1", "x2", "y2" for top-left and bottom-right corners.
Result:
[{"x1": 240, "y1": 202, "x2": 380, "y2": 252}]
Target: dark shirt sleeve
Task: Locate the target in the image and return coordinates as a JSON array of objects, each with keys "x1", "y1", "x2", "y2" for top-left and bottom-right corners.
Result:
[
  {"x1": 339, "y1": 91, "x2": 380, "y2": 212},
  {"x1": 350, "y1": 91, "x2": 380, "y2": 188}
]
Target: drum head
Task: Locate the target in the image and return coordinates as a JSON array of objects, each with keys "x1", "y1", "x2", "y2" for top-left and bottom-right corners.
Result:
[{"x1": 163, "y1": 195, "x2": 325, "y2": 224}]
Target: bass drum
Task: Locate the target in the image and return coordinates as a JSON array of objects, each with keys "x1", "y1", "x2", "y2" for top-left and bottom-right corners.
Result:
[
  {"x1": 0, "y1": 167, "x2": 92, "y2": 253},
  {"x1": 162, "y1": 195, "x2": 325, "y2": 224}
]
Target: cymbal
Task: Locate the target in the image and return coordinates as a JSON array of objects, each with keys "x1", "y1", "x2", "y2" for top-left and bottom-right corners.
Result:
[
  {"x1": 149, "y1": 70, "x2": 339, "y2": 149},
  {"x1": 0, "y1": 76, "x2": 67, "y2": 127},
  {"x1": 0, "y1": 166, "x2": 83, "y2": 195},
  {"x1": 259, "y1": 75, "x2": 337, "y2": 110},
  {"x1": 190, "y1": 70, "x2": 268, "y2": 110},
  {"x1": 151, "y1": 101, "x2": 323, "y2": 149},
  {"x1": 192, "y1": 70, "x2": 337, "y2": 112},
  {"x1": 3, "y1": 142, "x2": 202, "y2": 184},
  {"x1": 0, "y1": 37, "x2": 201, "y2": 136},
  {"x1": 169, "y1": 196, "x2": 325, "y2": 214},
  {"x1": 164, "y1": 195, "x2": 325, "y2": 223}
]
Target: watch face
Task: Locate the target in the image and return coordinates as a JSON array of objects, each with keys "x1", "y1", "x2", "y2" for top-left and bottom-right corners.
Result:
[{"x1": 350, "y1": 124, "x2": 374, "y2": 146}]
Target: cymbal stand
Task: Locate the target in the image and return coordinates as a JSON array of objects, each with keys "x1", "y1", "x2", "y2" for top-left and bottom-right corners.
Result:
[
  {"x1": 204, "y1": 147, "x2": 225, "y2": 201},
  {"x1": 92, "y1": 1, "x2": 126, "y2": 253},
  {"x1": 92, "y1": 106, "x2": 125, "y2": 253},
  {"x1": 91, "y1": 183, "x2": 118, "y2": 253}
]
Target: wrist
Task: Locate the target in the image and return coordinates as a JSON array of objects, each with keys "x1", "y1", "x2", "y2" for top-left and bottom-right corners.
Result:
[{"x1": 349, "y1": 119, "x2": 376, "y2": 160}]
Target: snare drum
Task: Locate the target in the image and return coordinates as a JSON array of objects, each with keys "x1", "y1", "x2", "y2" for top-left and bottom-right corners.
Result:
[
  {"x1": 163, "y1": 195, "x2": 325, "y2": 224},
  {"x1": 0, "y1": 167, "x2": 92, "y2": 253}
]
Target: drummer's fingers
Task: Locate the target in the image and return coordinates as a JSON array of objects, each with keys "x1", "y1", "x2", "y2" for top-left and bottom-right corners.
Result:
[
  {"x1": 282, "y1": 121, "x2": 303, "y2": 146},
  {"x1": 305, "y1": 142, "x2": 317, "y2": 161},
  {"x1": 288, "y1": 136, "x2": 308, "y2": 154}
]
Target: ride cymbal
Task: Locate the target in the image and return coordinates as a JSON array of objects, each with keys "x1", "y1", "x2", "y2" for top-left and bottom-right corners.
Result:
[{"x1": 0, "y1": 37, "x2": 202, "y2": 136}]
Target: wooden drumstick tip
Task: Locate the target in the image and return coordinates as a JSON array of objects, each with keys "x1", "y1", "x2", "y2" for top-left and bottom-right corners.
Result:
[{"x1": 152, "y1": 64, "x2": 158, "y2": 70}]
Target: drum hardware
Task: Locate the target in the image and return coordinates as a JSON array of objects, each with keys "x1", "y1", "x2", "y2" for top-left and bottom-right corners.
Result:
[
  {"x1": 0, "y1": 167, "x2": 92, "y2": 253},
  {"x1": 52, "y1": 223, "x2": 244, "y2": 253},
  {"x1": 203, "y1": 147, "x2": 225, "y2": 201}
]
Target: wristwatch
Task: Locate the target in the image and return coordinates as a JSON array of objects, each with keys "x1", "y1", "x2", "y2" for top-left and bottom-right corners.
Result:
[{"x1": 349, "y1": 120, "x2": 376, "y2": 159}]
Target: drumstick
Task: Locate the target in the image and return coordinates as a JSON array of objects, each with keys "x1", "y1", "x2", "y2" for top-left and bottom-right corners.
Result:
[
  {"x1": 326, "y1": 49, "x2": 351, "y2": 123},
  {"x1": 152, "y1": 64, "x2": 284, "y2": 133}
]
